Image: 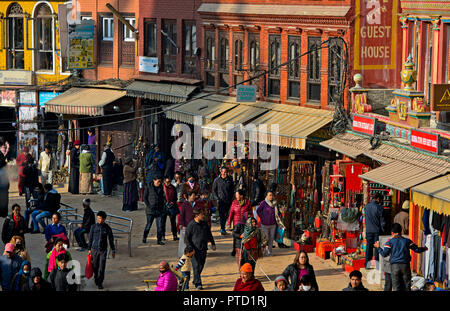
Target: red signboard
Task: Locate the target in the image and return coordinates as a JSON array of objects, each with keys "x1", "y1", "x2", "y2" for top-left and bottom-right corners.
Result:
[
  {"x1": 410, "y1": 129, "x2": 440, "y2": 154},
  {"x1": 352, "y1": 114, "x2": 376, "y2": 136}
]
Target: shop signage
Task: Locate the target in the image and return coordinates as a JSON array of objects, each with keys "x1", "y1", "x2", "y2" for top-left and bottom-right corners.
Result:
[
  {"x1": 0, "y1": 91, "x2": 15, "y2": 107},
  {"x1": 431, "y1": 84, "x2": 450, "y2": 111},
  {"x1": 410, "y1": 128, "x2": 440, "y2": 154},
  {"x1": 0, "y1": 71, "x2": 33, "y2": 85},
  {"x1": 19, "y1": 91, "x2": 36, "y2": 106},
  {"x1": 68, "y1": 19, "x2": 95, "y2": 69},
  {"x1": 139, "y1": 56, "x2": 159, "y2": 74},
  {"x1": 236, "y1": 85, "x2": 257, "y2": 102},
  {"x1": 352, "y1": 114, "x2": 377, "y2": 136},
  {"x1": 354, "y1": 0, "x2": 398, "y2": 70},
  {"x1": 39, "y1": 91, "x2": 61, "y2": 107}
]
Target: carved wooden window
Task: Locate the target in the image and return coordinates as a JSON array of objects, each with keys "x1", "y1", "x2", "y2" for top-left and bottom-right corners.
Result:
[
  {"x1": 248, "y1": 33, "x2": 259, "y2": 72},
  {"x1": 204, "y1": 30, "x2": 215, "y2": 87},
  {"x1": 218, "y1": 31, "x2": 229, "y2": 88},
  {"x1": 144, "y1": 20, "x2": 157, "y2": 57},
  {"x1": 307, "y1": 37, "x2": 321, "y2": 102},
  {"x1": 5, "y1": 2, "x2": 24, "y2": 69},
  {"x1": 99, "y1": 15, "x2": 113, "y2": 64},
  {"x1": 183, "y1": 21, "x2": 197, "y2": 74},
  {"x1": 233, "y1": 32, "x2": 244, "y2": 87},
  {"x1": 120, "y1": 16, "x2": 135, "y2": 67},
  {"x1": 328, "y1": 38, "x2": 342, "y2": 105},
  {"x1": 268, "y1": 34, "x2": 281, "y2": 96},
  {"x1": 162, "y1": 19, "x2": 177, "y2": 73},
  {"x1": 102, "y1": 17, "x2": 113, "y2": 41},
  {"x1": 287, "y1": 36, "x2": 301, "y2": 99},
  {"x1": 34, "y1": 3, "x2": 53, "y2": 71}
]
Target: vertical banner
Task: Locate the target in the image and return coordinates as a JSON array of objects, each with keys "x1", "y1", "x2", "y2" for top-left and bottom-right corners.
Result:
[{"x1": 68, "y1": 19, "x2": 95, "y2": 69}]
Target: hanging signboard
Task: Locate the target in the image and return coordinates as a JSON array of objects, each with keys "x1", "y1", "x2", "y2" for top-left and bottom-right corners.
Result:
[
  {"x1": 236, "y1": 85, "x2": 257, "y2": 102},
  {"x1": 352, "y1": 114, "x2": 377, "y2": 136},
  {"x1": 19, "y1": 91, "x2": 36, "y2": 106},
  {"x1": 0, "y1": 91, "x2": 15, "y2": 107},
  {"x1": 410, "y1": 128, "x2": 440, "y2": 154},
  {"x1": 0, "y1": 71, "x2": 33, "y2": 85},
  {"x1": 39, "y1": 91, "x2": 61, "y2": 107},
  {"x1": 68, "y1": 19, "x2": 95, "y2": 69},
  {"x1": 431, "y1": 84, "x2": 450, "y2": 111},
  {"x1": 139, "y1": 56, "x2": 159, "y2": 73},
  {"x1": 18, "y1": 106, "x2": 39, "y2": 159}
]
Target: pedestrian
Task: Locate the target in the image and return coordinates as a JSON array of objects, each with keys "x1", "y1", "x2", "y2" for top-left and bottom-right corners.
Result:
[
  {"x1": 374, "y1": 222, "x2": 428, "y2": 291},
  {"x1": 11, "y1": 260, "x2": 31, "y2": 291},
  {"x1": 68, "y1": 140, "x2": 81, "y2": 194},
  {"x1": 174, "y1": 246, "x2": 195, "y2": 290},
  {"x1": 281, "y1": 250, "x2": 319, "y2": 291},
  {"x1": 342, "y1": 270, "x2": 369, "y2": 291},
  {"x1": 98, "y1": 143, "x2": 115, "y2": 196},
  {"x1": 298, "y1": 275, "x2": 316, "y2": 292},
  {"x1": 56, "y1": 125, "x2": 67, "y2": 169},
  {"x1": 256, "y1": 191, "x2": 279, "y2": 256},
  {"x1": 233, "y1": 263, "x2": 264, "y2": 291},
  {"x1": 212, "y1": 166, "x2": 235, "y2": 235},
  {"x1": 25, "y1": 183, "x2": 44, "y2": 228},
  {"x1": 88, "y1": 211, "x2": 116, "y2": 289},
  {"x1": 79, "y1": 144, "x2": 95, "y2": 194},
  {"x1": 143, "y1": 176, "x2": 166, "y2": 245},
  {"x1": 162, "y1": 176, "x2": 179, "y2": 241},
  {"x1": 178, "y1": 191, "x2": 197, "y2": 257},
  {"x1": 172, "y1": 171, "x2": 184, "y2": 233},
  {"x1": 185, "y1": 208, "x2": 216, "y2": 290},
  {"x1": 74, "y1": 198, "x2": 95, "y2": 251},
  {"x1": 2, "y1": 204, "x2": 27, "y2": 244},
  {"x1": 44, "y1": 238, "x2": 72, "y2": 280},
  {"x1": 145, "y1": 144, "x2": 165, "y2": 183},
  {"x1": 16, "y1": 146, "x2": 30, "y2": 196},
  {"x1": 0, "y1": 137, "x2": 10, "y2": 218},
  {"x1": 232, "y1": 214, "x2": 247, "y2": 269},
  {"x1": 23, "y1": 156, "x2": 39, "y2": 210},
  {"x1": 122, "y1": 157, "x2": 139, "y2": 211},
  {"x1": 228, "y1": 189, "x2": 252, "y2": 256},
  {"x1": 273, "y1": 275, "x2": 292, "y2": 291},
  {"x1": 48, "y1": 253, "x2": 78, "y2": 291},
  {"x1": 30, "y1": 184, "x2": 61, "y2": 234},
  {"x1": 240, "y1": 216, "x2": 267, "y2": 272},
  {"x1": 21, "y1": 267, "x2": 53, "y2": 292},
  {"x1": 382, "y1": 240, "x2": 392, "y2": 291},
  {"x1": 364, "y1": 192, "x2": 386, "y2": 269},
  {"x1": 44, "y1": 212, "x2": 68, "y2": 245},
  {"x1": 38, "y1": 144, "x2": 56, "y2": 185},
  {"x1": 164, "y1": 157, "x2": 175, "y2": 181},
  {"x1": 251, "y1": 173, "x2": 266, "y2": 208},
  {"x1": 199, "y1": 189, "x2": 214, "y2": 228},
  {"x1": 154, "y1": 261, "x2": 178, "y2": 291},
  {"x1": 0, "y1": 243, "x2": 23, "y2": 291},
  {"x1": 394, "y1": 200, "x2": 410, "y2": 235},
  {"x1": 87, "y1": 129, "x2": 97, "y2": 173},
  {"x1": 181, "y1": 172, "x2": 200, "y2": 200},
  {"x1": 112, "y1": 158, "x2": 124, "y2": 189},
  {"x1": 9, "y1": 235, "x2": 31, "y2": 262}
]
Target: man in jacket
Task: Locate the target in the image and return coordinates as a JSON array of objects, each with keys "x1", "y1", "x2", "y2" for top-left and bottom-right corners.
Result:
[
  {"x1": 212, "y1": 167, "x2": 234, "y2": 235},
  {"x1": 251, "y1": 174, "x2": 266, "y2": 207},
  {"x1": 0, "y1": 243, "x2": 23, "y2": 291},
  {"x1": 38, "y1": 145, "x2": 56, "y2": 185},
  {"x1": 98, "y1": 143, "x2": 115, "y2": 196},
  {"x1": 88, "y1": 211, "x2": 115, "y2": 290},
  {"x1": 364, "y1": 193, "x2": 386, "y2": 268},
  {"x1": 162, "y1": 177, "x2": 179, "y2": 242},
  {"x1": 394, "y1": 200, "x2": 410, "y2": 235},
  {"x1": 185, "y1": 208, "x2": 216, "y2": 290},
  {"x1": 48, "y1": 253, "x2": 77, "y2": 292},
  {"x1": 23, "y1": 157, "x2": 39, "y2": 209},
  {"x1": 342, "y1": 270, "x2": 369, "y2": 291},
  {"x1": 375, "y1": 223, "x2": 428, "y2": 291},
  {"x1": 2, "y1": 204, "x2": 27, "y2": 244},
  {"x1": 74, "y1": 198, "x2": 95, "y2": 251},
  {"x1": 143, "y1": 176, "x2": 166, "y2": 245},
  {"x1": 178, "y1": 191, "x2": 197, "y2": 258},
  {"x1": 145, "y1": 144, "x2": 165, "y2": 183},
  {"x1": 30, "y1": 184, "x2": 60, "y2": 233}
]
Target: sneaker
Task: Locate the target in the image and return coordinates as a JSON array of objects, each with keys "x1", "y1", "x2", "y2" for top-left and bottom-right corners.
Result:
[
  {"x1": 142, "y1": 238, "x2": 147, "y2": 244},
  {"x1": 162, "y1": 237, "x2": 166, "y2": 242},
  {"x1": 77, "y1": 247, "x2": 87, "y2": 252},
  {"x1": 157, "y1": 241, "x2": 165, "y2": 245},
  {"x1": 230, "y1": 250, "x2": 236, "y2": 257},
  {"x1": 196, "y1": 285, "x2": 203, "y2": 290},
  {"x1": 98, "y1": 285, "x2": 104, "y2": 290},
  {"x1": 220, "y1": 230, "x2": 228, "y2": 235},
  {"x1": 173, "y1": 236, "x2": 179, "y2": 241}
]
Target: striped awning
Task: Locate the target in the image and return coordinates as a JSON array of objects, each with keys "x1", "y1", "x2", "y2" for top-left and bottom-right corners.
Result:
[
  {"x1": 44, "y1": 87, "x2": 126, "y2": 116},
  {"x1": 412, "y1": 175, "x2": 450, "y2": 216},
  {"x1": 126, "y1": 80, "x2": 198, "y2": 103}
]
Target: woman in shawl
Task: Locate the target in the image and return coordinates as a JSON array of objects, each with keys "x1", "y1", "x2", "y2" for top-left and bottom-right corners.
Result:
[
  {"x1": 44, "y1": 238, "x2": 72, "y2": 280},
  {"x1": 240, "y1": 216, "x2": 267, "y2": 273},
  {"x1": 11, "y1": 260, "x2": 31, "y2": 291},
  {"x1": 122, "y1": 157, "x2": 139, "y2": 211},
  {"x1": 68, "y1": 140, "x2": 81, "y2": 194}
]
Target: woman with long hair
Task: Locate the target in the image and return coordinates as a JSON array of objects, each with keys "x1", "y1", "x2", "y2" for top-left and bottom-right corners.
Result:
[{"x1": 282, "y1": 250, "x2": 319, "y2": 291}]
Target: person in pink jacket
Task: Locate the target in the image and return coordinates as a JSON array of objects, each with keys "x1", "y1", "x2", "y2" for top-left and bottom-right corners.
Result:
[
  {"x1": 228, "y1": 189, "x2": 252, "y2": 256},
  {"x1": 154, "y1": 261, "x2": 178, "y2": 291}
]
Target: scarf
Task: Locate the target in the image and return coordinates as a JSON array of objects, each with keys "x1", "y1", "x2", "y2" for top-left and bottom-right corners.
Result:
[
  {"x1": 48, "y1": 247, "x2": 67, "y2": 273},
  {"x1": 242, "y1": 217, "x2": 258, "y2": 245},
  {"x1": 188, "y1": 181, "x2": 195, "y2": 189},
  {"x1": 265, "y1": 199, "x2": 285, "y2": 229},
  {"x1": 13, "y1": 214, "x2": 20, "y2": 228}
]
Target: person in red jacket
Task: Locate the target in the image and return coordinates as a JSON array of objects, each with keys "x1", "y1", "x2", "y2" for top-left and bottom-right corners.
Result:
[
  {"x1": 233, "y1": 263, "x2": 264, "y2": 291},
  {"x1": 16, "y1": 147, "x2": 29, "y2": 196},
  {"x1": 228, "y1": 189, "x2": 252, "y2": 257}
]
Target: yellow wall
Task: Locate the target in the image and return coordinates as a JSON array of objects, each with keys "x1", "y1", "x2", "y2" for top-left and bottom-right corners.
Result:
[{"x1": 0, "y1": 1, "x2": 69, "y2": 86}]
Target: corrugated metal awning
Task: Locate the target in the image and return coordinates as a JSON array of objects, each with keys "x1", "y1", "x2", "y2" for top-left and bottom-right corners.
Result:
[
  {"x1": 412, "y1": 175, "x2": 450, "y2": 216},
  {"x1": 44, "y1": 87, "x2": 126, "y2": 116},
  {"x1": 125, "y1": 81, "x2": 198, "y2": 103},
  {"x1": 359, "y1": 161, "x2": 442, "y2": 192}
]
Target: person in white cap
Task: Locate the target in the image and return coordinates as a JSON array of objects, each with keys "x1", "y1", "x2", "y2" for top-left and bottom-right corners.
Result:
[
  {"x1": 394, "y1": 200, "x2": 410, "y2": 235},
  {"x1": 0, "y1": 243, "x2": 23, "y2": 290}
]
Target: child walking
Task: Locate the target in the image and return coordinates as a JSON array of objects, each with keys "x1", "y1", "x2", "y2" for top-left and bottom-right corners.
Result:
[{"x1": 174, "y1": 246, "x2": 195, "y2": 290}]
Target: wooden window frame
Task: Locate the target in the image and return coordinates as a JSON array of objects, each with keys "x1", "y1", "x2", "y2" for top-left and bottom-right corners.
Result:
[
  {"x1": 327, "y1": 37, "x2": 343, "y2": 105},
  {"x1": 287, "y1": 35, "x2": 301, "y2": 99},
  {"x1": 162, "y1": 19, "x2": 177, "y2": 73},
  {"x1": 144, "y1": 19, "x2": 157, "y2": 57},
  {"x1": 307, "y1": 36, "x2": 322, "y2": 103},
  {"x1": 218, "y1": 31, "x2": 229, "y2": 88},
  {"x1": 183, "y1": 21, "x2": 197, "y2": 74},
  {"x1": 268, "y1": 34, "x2": 281, "y2": 97},
  {"x1": 204, "y1": 30, "x2": 215, "y2": 87}
]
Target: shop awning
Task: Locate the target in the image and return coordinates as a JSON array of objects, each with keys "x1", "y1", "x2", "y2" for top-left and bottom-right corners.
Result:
[
  {"x1": 412, "y1": 175, "x2": 450, "y2": 216},
  {"x1": 44, "y1": 87, "x2": 126, "y2": 116},
  {"x1": 125, "y1": 81, "x2": 198, "y2": 103},
  {"x1": 359, "y1": 161, "x2": 443, "y2": 192},
  {"x1": 164, "y1": 94, "x2": 238, "y2": 125}
]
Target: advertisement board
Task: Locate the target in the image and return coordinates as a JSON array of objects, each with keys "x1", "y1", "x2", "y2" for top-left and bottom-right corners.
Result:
[{"x1": 68, "y1": 20, "x2": 95, "y2": 69}]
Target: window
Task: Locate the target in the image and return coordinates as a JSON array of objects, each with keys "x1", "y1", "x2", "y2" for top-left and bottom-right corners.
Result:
[
  {"x1": 328, "y1": 38, "x2": 343, "y2": 105},
  {"x1": 248, "y1": 33, "x2": 259, "y2": 72},
  {"x1": 123, "y1": 17, "x2": 135, "y2": 42},
  {"x1": 5, "y1": 3, "x2": 24, "y2": 70},
  {"x1": 287, "y1": 36, "x2": 301, "y2": 99},
  {"x1": 204, "y1": 30, "x2": 215, "y2": 87},
  {"x1": 268, "y1": 35, "x2": 281, "y2": 96},
  {"x1": 34, "y1": 3, "x2": 53, "y2": 71},
  {"x1": 144, "y1": 20, "x2": 157, "y2": 57},
  {"x1": 81, "y1": 15, "x2": 92, "y2": 21},
  {"x1": 102, "y1": 17, "x2": 113, "y2": 41},
  {"x1": 162, "y1": 20, "x2": 177, "y2": 73},
  {"x1": 233, "y1": 32, "x2": 244, "y2": 87},
  {"x1": 183, "y1": 21, "x2": 197, "y2": 74},
  {"x1": 424, "y1": 23, "x2": 433, "y2": 102},
  {"x1": 307, "y1": 37, "x2": 322, "y2": 102},
  {"x1": 218, "y1": 31, "x2": 229, "y2": 88}
]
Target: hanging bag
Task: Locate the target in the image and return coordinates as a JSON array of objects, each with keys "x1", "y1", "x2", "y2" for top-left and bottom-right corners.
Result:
[{"x1": 85, "y1": 254, "x2": 94, "y2": 279}]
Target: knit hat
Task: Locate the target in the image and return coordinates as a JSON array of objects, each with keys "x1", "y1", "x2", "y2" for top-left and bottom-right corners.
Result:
[
  {"x1": 240, "y1": 263, "x2": 253, "y2": 273},
  {"x1": 74, "y1": 140, "x2": 81, "y2": 146},
  {"x1": 83, "y1": 198, "x2": 91, "y2": 207},
  {"x1": 5, "y1": 243, "x2": 15, "y2": 253},
  {"x1": 275, "y1": 275, "x2": 287, "y2": 284},
  {"x1": 402, "y1": 200, "x2": 410, "y2": 210}
]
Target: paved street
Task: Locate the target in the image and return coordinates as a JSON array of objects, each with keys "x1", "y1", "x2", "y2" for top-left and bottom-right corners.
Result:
[{"x1": 6, "y1": 178, "x2": 382, "y2": 291}]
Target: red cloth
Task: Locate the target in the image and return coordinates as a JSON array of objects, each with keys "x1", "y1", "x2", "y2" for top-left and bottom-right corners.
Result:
[
  {"x1": 179, "y1": 200, "x2": 197, "y2": 227},
  {"x1": 85, "y1": 254, "x2": 94, "y2": 279},
  {"x1": 16, "y1": 153, "x2": 27, "y2": 194},
  {"x1": 228, "y1": 199, "x2": 252, "y2": 227},
  {"x1": 233, "y1": 278, "x2": 265, "y2": 291},
  {"x1": 13, "y1": 214, "x2": 20, "y2": 228},
  {"x1": 244, "y1": 236, "x2": 258, "y2": 250}
]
